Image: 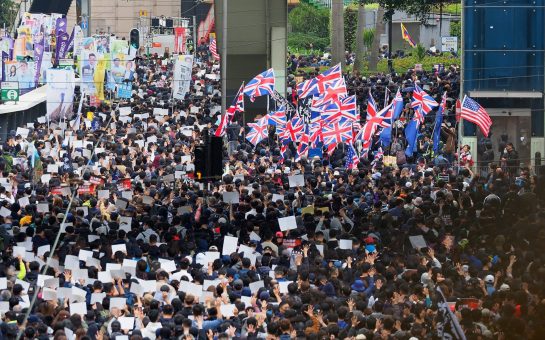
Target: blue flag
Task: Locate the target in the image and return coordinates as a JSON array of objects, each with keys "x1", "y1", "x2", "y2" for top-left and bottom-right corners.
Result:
[
  {"x1": 379, "y1": 89, "x2": 404, "y2": 147},
  {"x1": 405, "y1": 119, "x2": 419, "y2": 157},
  {"x1": 433, "y1": 92, "x2": 447, "y2": 153}
]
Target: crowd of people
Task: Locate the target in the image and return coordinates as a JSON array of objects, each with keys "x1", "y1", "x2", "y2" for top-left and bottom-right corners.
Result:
[{"x1": 0, "y1": 38, "x2": 544, "y2": 340}]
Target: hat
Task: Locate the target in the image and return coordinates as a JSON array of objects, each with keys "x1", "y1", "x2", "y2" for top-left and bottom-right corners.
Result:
[
  {"x1": 484, "y1": 275, "x2": 494, "y2": 284},
  {"x1": 351, "y1": 279, "x2": 365, "y2": 292},
  {"x1": 499, "y1": 283, "x2": 510, "y2": 291},
  {"x1": 405, "y1": 181, "x2": 413, "y2": 188},
  {"x1": 209, "y1": 245, "x2": 218, "y2": 251},
  {"x1": 218, "y1": 217, "x2": 227, "y2": 224},
  {"x1": 276, "y1": 231, "x2": 283, "y2": 238},
  {"x1": 365, "y1": 244, "x2": 376, "y2": 253}
]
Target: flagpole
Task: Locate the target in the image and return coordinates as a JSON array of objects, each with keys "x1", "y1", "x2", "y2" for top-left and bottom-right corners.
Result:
[
  {"x1": 220, "y1": 0, "x2": 227, "y2": 125},
  {"x1": 458, "y1": 0, "x2": 465, "y2": 169}
]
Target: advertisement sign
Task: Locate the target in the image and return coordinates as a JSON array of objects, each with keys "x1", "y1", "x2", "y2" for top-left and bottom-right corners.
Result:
[
  {"x1": 172, "y1": 54, "x2": 193, "y2": 99},
  {"x1": 441, "y1": 36, "x2": 458, "y2": 52}
]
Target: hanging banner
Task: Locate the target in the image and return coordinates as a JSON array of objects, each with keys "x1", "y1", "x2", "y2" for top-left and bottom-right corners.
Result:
[
  {"x1": 47, "y1": 68, "x2": 75, "y2": 122},
  {"x1": 55, "y1": 17, "x2": 68, "y2": 36},
  {"x1": 172, "y1": 54, "x2": 193, "y2": 100},
  {"x1": 174, "y1": 27, "x2": 186, "y2": 54},
  {"x1": 117, "y1": 82, "x2": 132, "y2": 99},
  {"x1": 80, "y1": 51, "x2": 97, "y2": 94},
  {"x1": 33, "y1": 42, "x2": 45, "y2": 86},
  {"x1": 56, "y1": 32, "x2": 70, "y2": 59},
  {"x1": 94, "y1": 55, "x2": 106, "y2": 101}
]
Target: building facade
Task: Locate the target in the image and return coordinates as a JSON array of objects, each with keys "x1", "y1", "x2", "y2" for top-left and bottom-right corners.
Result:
[{"x1": 463, "y1": 0, "x2": 545, "y2": 166}]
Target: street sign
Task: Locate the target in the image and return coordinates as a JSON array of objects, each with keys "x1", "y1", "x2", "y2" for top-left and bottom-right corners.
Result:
[{"x1": 1, "y1": 82, "x2": 20, "y2": 102}]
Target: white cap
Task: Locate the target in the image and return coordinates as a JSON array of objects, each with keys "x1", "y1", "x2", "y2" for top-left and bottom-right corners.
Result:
[{"x1": 485, "y1": 274, "x2": 494, "y2": 283}]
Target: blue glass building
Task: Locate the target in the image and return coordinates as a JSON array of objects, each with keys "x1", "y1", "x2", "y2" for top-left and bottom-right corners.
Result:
[{"x1": 463, "y1": 0, "x2": 545, "y2": 164}]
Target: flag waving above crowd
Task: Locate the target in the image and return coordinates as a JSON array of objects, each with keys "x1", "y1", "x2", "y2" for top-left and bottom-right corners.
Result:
[{"x1": 217, "y1": 63, "x2": 494, "y2": 168}]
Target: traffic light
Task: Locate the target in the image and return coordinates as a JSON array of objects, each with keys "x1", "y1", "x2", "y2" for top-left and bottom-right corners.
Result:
[{"x1": 129, "y1": 29, "x2": 140, "y2": 50}]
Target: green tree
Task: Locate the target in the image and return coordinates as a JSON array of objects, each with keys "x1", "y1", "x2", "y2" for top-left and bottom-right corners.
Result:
[
  {"x1": 352, "y1": 1, "x2": 367, "y2": 74},
  {"x1": 450, "y1": 21, "x2": 461, "y2": 40},
  {"x1": 413, "y1": 43, "x2": 426, "y2": 62},
  {"x1": 288, "y1": 3, "x2": 330, "y2": 37},
  {"x1": 344, "y1": 6, "x2": 357, "y2": 52},
  {"x1": 0, "y1": 0, "x2": 17, "y2": 30}
]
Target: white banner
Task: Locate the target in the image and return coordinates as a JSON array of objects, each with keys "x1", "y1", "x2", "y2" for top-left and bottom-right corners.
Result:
[
  {"x1": 47, "y1": 68, "x2": 75, "y2": 122},
  {"x1": 172, "y1": 54, "x2": 194, "y2": 100}
]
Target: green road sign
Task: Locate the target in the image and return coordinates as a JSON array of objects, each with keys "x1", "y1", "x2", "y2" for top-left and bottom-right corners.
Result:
[{"x1": 1, "y1": 82, "x2": 20, "y2": 102}]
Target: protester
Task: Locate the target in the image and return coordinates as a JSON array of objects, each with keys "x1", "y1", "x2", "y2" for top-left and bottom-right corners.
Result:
[{"x1": 0, "y1": 34, "x2": 543, "y2": 340}]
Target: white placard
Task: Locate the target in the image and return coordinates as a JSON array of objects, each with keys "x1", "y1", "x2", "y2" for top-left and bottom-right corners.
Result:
[
  {"x1": 278, "y1": 216, "x2": 297, "y2": 231},
  {"x1": 222, "y1": 236, "x2": 238, "y2": 255},
  {"x1": 111, "y1": 244, "x2": 127, "y2": 254},
  {"x1": 70, "y1": 302, "x2": 87, "y2": 316},
  {"x1": 409, "y1": 235, "x2": 427, "y2": 249},
  {"x1": 222, "y1": 192, "x2": 240, "y2": 204},
  {"x1": 339, "y1": 239, "x2": 353, "y2": 250},
  {"x1": 288, "y1": 174, "x2": 305, "y2": 187}
]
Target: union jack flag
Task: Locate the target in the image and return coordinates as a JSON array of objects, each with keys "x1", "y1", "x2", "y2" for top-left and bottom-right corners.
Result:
[
  {"x1": 322, "y1": 121, "x2": 353, "y2": 154},
  {"x1": 309, "y1": 109, "x2": 323, "y2": 145},
  {"x1": 311, "y1": 77, "x2": 348, "y2": 108},
  {"x1": 296, "y1": 124, "x2": 310, "y2": 160},
  {"x1": 215, "y1": 83, "x2": 245, "y2": 137},
  {"x1": 296, "y1": 63, "x2": 342, "y2": 98},
  {"x1": 321, "y1": 95, "x2": 358, "y2": 123},
  {"x1": 209, "y1": 38, "x2": 220, "y2": 60},
  {"x1": 357, "y1": 103, "x2": 392, "y2": 154},
  {"x1": 285, "y1": 115, "x2": 304, "y2": 141},
  {"x1": 243, "y1": 68, "x2": 275, "y2": 102},
  {"x1": 267, "y1": 107, "x2": 287, "y2": 126},
  {"x1": 345, "y1": 143, "x2": 360, "y2": 170},
  {"x1": 366, "y1": 91, "x2": 378, "y2": 120},
  {"x1": 411, "y1": 84, "x2": 438, "y2": 122},
  {"x1": 246, "y1": 116, "x2": 268, "y2": 145}
]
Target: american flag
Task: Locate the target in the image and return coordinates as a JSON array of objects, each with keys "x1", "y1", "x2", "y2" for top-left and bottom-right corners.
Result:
[
  {"x1": 209, "y1": 38, "x2": 220, "y2": 60},
  {"x1": 246, "y1": 116, "x2": 269, "y2": 145},
  {"x1": 322, "y1": 121, "x2": 353, "y2": 154},
  {"x1": 411, "y1": 84, "x2": 438, "y2": 122},
  {"x1": 215, "y1": 83, "x2": 245, "y2": 137},
  {"x1": 297, "y1": 63, "x2": 342, "y2": 98},
  {"x1": 345, "y1": 143, "x2": 360, "y2": 169},
  {"x1": 460, "y1": 95, "x2": 492, "y2": 137},
  {"x1": 311, "y1": 77, "x2": 348, "y2": 108},
  {"x1": 243, "y1": 68, "x2": 275, "y2": 102}
]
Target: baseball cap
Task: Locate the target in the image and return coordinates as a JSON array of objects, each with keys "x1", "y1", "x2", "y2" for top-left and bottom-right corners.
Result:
[
  {"x1": 484, "y1": 275, "x2": 494, "y2": 284},
  {"x1": 276, "y1": 231, "x2": 283, "y2": 238}
]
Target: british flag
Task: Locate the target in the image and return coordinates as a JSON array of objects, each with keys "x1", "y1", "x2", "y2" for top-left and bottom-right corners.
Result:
[
  {"x1": 322, "y1": 121, "x2": 354, "y2": 154},
  {"x1": 285, "y1": 114, "x2": 305, "y2": 141},
  {"x1": 345, "y1": 143, "x2": 360, "y2": 170},
  {"x1": 215, "y1": 83, "x2": 245, "y2": 137},
  {"x1": 297, "y1": 63, "x2": 342, "y2": 98},
  {"x1": 311, "y1": 77, "x2": 348, "y2": 108},
  {"x1": 321, "y1": 95, "x2": 358, "y2": 123},
  {"x1": 309, "y1": 108, "x2": 323, "y2": 145},
  {"x1": 246, "y1": 116, "x2": 269, "y2": 145},
  {"x1": 243, "y1": 68, "x2": 275, "y2": 102},
  {"x1": 357, "y1": 100, "x2": 392, "y2": 154},
  {"x1": 267, "y1": 107, "x2": 287, "y2": 126},
  {"x1": 296, "y1": 124, "x2": 310, "y2": 160},
  {"x1": 366, "y1": 91, "x2": 378, "y2": 120},
  {"x1": 411, "y1": 84, "x2": 438, "y2": 122}
]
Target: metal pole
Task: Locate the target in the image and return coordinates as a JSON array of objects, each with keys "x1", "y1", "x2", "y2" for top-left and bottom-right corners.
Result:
[
  {"x1": 221, "y1": 0, "x2": 227, "y2": 117},
  {"x1": 458, "y1": 0, "x2": 465, "y2": 163},
  {"x1": 193, "y1": 15, "x2": 197, "y2": 55}
]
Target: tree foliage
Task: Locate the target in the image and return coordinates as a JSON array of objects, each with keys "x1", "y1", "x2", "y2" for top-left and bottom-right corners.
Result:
[
  {"x1": 288, "y1": 3, "x2": 330, "y2": 38},
  {"x1": 450, "y1": 21, "x2": 461, "y2": 40},
  {"x1": 288, "y1": 32, "x2": 330, "y2": 51},
  {"x1": 344, "y1": 6, "x2": 357, "y2": 52},
  {"x1": 0, "y1": 0, "x2": 17, "y2": 29},
  {"x1": 377, "y1": 0, "x2": 449, "y2": 22}
]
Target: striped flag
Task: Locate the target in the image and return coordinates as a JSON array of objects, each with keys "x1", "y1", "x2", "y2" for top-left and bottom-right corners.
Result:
[
  {"x1": 401, "y1": 23, "x2": 416, "y2": 48},
  {"x1": 345, "y1": 143, "x2": 360, "y2": 170},
  {"x1": 460, "y1": 95, "x2": 492, "y2": 137},
  {"x1": 209, "y1": 38, "x2": 220, "y2": 60}
]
